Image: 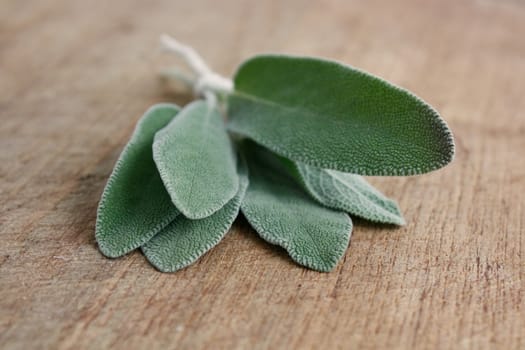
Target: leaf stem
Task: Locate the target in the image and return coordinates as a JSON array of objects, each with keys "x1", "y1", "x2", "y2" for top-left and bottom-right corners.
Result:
[{"x1": 160, "y1": 34, "x2": 233, "y2": 97}]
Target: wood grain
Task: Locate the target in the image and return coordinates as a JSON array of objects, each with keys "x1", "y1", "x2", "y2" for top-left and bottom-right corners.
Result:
[{"x1": 1, "y1": 0, "x2": 524, "y2": 349}]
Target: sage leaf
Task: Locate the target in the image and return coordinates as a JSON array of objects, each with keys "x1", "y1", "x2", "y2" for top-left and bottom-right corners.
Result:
[
  {"x1": 241, "y1": 143, "x2": 352, "y2": 272},
  {"x1": 228, "y1": 55, "x2": 455, "y2": 176},
  {"x1": 142, "y1": 157, "x2": 249, "y2": 272},
  {"x1": 293, "y1": 162, "x2": 405, "y2": 225},
  {"x1": 153, "y1": 100, "x2": 239, "y2": 219},
  {"x1": 96, "y1": 104, "x2": 181, "y2": 258}
]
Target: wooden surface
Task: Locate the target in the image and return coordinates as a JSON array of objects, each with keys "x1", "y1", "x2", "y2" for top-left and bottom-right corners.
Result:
[{"x1": 1, "y1": 0, "x2": 524, "y2": 349}]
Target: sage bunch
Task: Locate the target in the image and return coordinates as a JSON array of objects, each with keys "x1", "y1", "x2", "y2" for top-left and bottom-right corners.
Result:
[{"x1": 95, "y1": 35, "x2": 454, "y2": 272}]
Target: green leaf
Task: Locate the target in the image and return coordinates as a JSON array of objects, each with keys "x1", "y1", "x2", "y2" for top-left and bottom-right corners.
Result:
[
  {"x1": 292, "y1": 162, "x2": 405, "y2": 225},
  {"x1": 240, "y1": 143, "x2": 352, "y2": 272},
  {"x1": 96, "y1": 104, "x2": 181, "y2": 258},
  {"x1": 153, "y1": 100, "x2": 239, "y2": 219},
  {"x1": 228, "y1": 55, "x2": 455, "y2": 176},
  {"x1": 142, "y1": 157, "x2": 249, "y2": 272}
]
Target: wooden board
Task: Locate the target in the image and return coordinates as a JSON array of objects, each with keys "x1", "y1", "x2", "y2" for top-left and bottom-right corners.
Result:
[{"x1": 1, "y1": 0, "x2": 524, "y2": 348}]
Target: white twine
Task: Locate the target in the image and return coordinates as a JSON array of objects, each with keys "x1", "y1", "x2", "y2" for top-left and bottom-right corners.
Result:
[{"x1": 160, "y1": 34, "x2": 233, "y2": 100}]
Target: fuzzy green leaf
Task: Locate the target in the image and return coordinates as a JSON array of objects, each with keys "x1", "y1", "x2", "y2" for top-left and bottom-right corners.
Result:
[
  {"x1": 142, "y1": 158, "x2": 249, "y2": 272},
  {"x1": 228, "y1": 55, "x2": 454, "y2": 176},
  {"x1": 292, "y1": 162, "x2": 405, "y2": 225},
  {"x1": 96, "y1": 104, "x2": 181, "y2": 258},
  {"x1": 241, "y1": 143, "x2": 352, "y2": 272},
  {"x1": 153, "y1": 100, "x2": 239, "y2": 219}
]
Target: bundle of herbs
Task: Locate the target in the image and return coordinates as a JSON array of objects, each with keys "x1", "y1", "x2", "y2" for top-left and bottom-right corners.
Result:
[{"x1": 95, "y1": 36, "x2": 454, "y2": 272}]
